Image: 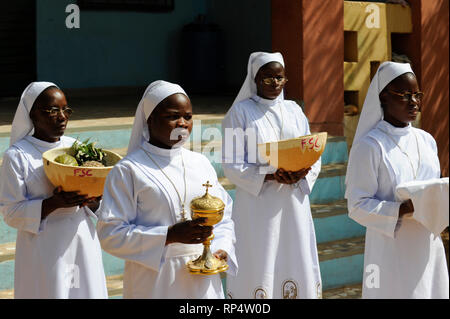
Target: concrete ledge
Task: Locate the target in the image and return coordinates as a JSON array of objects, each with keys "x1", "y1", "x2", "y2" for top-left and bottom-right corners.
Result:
[
  {"x1": 0, "y1": 242, "x2": 15, "y2": 263},
  {"x1": 0, "y1": 274, "x2": 125, "y2": 299},
  {"x1": 0, "y1": 114, "x2": 226, "y2": 136},
  {"x1": 317, "y1": 236, "x2": 365, "y2": 262},
  {"x1": 311, "y1": 200, "x2": 348, "y2": 218},
  {"x1": 319, "y1": 163, "x2": 347, "y2": 178},
  {"x1": 0, "y1": 276, "x2": 363, "y2": 299},
  {"x1": 216, "y1": 163, "x2": 347, "y2": 192},
  {"x1": 0, "y1": 289, "x2": 13, "y2": 299},
  {"x1": 323, "y1": 283, "x2": 362, "y2": 299},
  {"x1": 106, "y1": 274, "x2": 124, "y2": 297}
]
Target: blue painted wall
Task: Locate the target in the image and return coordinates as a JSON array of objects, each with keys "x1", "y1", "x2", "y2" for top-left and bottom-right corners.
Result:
[
  {"x1": 36, "y1": 0, "x2": 207, "y2": 88},
  {"x1": 35, "y1": 0, "x2": 272, "y2": 90}
]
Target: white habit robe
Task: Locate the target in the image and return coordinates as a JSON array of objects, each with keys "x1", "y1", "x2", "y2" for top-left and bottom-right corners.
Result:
[
  {"x1": 96, "y1": 141, "x2": 237, "y2": 299},
  {"x1": 345, "y1": 120, "x2": 449, "y2": 299},
  {"x1": 222, "y1": 94, "x2": 322, "y2": 299},
  {"x1": 0, "y1": 135, "x2": 108, "y2": 299}
]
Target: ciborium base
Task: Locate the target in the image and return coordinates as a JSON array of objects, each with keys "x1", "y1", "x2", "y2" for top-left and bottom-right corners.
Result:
[{"x1": 187, "y1": 236, "x2": 229, "y2": 275}]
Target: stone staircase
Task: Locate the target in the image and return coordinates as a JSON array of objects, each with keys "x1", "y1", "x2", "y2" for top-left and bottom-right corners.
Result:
[{"x1": 0, "y1": 114, "x2": 365, "y2": 299}]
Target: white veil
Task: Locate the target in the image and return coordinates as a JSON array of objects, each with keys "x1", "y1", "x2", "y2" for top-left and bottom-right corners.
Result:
[
  {"x1": 232, "y1": 52, "x2": 285, "y2": 107},
  {"x1": 9, "y1": 81, "x2": 59, "y2": 146},
  {"x1": 352, "y1": 61, "x2": 414, "y2": 145},
  {"x1": 127, "y1": 80, "x2": 188, "y2": 155},
  {"x1": 346, "y1": 61, "x2": 415, "y2": 185}
]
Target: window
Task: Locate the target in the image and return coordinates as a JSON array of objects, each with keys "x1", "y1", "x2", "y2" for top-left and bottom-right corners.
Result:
[
  {"x1": 77, "y1": 0, "x2": 174, "y2": 12},
  {"x1": 344, "y1": 31, "x2": 358, "y2": 62}
]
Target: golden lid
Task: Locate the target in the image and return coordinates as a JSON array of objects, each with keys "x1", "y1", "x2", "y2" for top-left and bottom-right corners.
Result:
[{"x1": 190, "y1": 181, "x2": 225, "y2": 213}]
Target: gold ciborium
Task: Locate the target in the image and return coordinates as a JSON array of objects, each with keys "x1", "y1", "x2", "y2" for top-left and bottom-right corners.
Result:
[{"x1": 187, "y1": 181, "x2": 229, "y2": 275}]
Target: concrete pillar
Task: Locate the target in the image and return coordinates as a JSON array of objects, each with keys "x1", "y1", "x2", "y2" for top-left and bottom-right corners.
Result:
[
  {"x1": 417, "y1": 0, "x2": 449, "y2": 176},
  {"x1": 396, "y1": 0, "x2": 449, "y2": 176},
  {"x1": 272, "y1": 0, "x2": 344, "y2": 136}
]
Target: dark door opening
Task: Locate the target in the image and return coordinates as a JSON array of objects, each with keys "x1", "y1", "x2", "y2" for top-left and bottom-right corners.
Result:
[{"x1": 0, "y1": 0, "x2": 36, "y2": 97}]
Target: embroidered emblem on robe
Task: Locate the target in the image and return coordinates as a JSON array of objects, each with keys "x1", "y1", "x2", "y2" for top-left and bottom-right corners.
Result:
[
  {"x1": 254, "y1": 287, "x2": 268, "y2": 299},
  {"x1": 282, "y1": 280, "x2": 298, "y2": 299}
]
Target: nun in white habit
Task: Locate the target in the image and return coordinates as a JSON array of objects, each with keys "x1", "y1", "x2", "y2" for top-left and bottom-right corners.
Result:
[
  {"x1": 96, "y1": 80, "x2": 237, "y2": 299},
  {"x1": 345, "y1": 61, "x2": 449, "y2": 298},
  {"x1": 0, "y1": 82, "x2": 108, "y2": 298},
  {"x1": 222, "y1": 52, "x2": 322, "y2": 299}
]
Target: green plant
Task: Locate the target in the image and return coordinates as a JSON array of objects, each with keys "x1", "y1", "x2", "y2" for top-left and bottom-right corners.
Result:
[{"x1": 71, "y1": 138, "x2": 107, "y2": 166}]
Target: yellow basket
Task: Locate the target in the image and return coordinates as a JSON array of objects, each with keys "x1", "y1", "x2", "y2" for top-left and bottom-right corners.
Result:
[
  {"x1": 258, "y1": 132, "x2": 327, "y2": 171},
  {"x1": 42, "y1": 147, "x2": 122, "y2": 197}
]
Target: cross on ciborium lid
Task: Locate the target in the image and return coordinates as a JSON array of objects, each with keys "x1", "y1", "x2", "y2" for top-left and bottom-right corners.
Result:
[
  {"x1": 190, "y1": 180, "x2": 225, "y2": 212},
  {"x1": 202, "y1": 181, "x2": 213, "y2": 194}
]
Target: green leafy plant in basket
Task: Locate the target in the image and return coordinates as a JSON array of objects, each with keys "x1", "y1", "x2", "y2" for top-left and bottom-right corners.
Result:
[{"x1": 70, "y1": 138, "x2": 108, "y2": 167}]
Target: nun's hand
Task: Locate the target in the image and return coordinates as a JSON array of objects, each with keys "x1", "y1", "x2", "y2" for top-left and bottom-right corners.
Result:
[
  {"x1": 292, "y1": 167, "x2": 311, "y2": 180},
  {"x1": 213, "y1": 250, "x2": 228, "y2": 262},
  {"x1": 273, "y1": 168, "x2": 296, "y2": 184},
  {"x1": 41, "y1": 186, "x2": 88, "y2": 220},
  {"x1": 80, "y1": 196, "x2": 102, "y2": 212},
  {"x1": 399, "y1": 199, "x2": 414, "y2": 217},
  {"x1": 165, "y1": 218, "x2": 213, "y2": 245},
  {"x1": 273, "y1": 168, "x2": 310, "y2": 184}
]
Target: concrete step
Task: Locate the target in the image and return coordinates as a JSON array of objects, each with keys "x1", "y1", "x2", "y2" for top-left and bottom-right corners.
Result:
[
  {"x1": 318, "y1": 236, "x2": 365, "y2": 290},
  {"x1": 216, "y1": 164, "x2": 346, "y2": 189},
  {"x1": 100, "y1": 281, "x2": 364, "y2": 299},
  {"x1": 0, "y1": 242, "x2": 125, "y2": 291},
  {"x1": 0, "y1": 114, "x2": 357, "y2": 295},
  {"x1": 311, "y1": 200, "x2": 366, "y2": 243},
  {"x1": 322, "y1": 283, "x2": 362, "y2": 299},
  {"x1": 0, "y1": 200, "x2": 364, "y2": 255},
  {"x1": 0, "y1": 166, "x2": 355, "y2": 246},
  {"x1": 0, "y1": 242, "x2": 15, "y2": 263},
  {"x1": 1, "y1": 119, "x2": 349, "y2": 167},
  {"x1": 318, "y1": 236, "x2": 365, "y2": 262},
  {"x1": 0, "y1": 274, "x2": 124, "y2": 299},
  {"x1": 0, "y1": 146, "x2": 346, "y2": 196},
  {"x1": 0, "y1": 235, "x2": 366, "y2": 297},
  {"x1": 0, "y1": 280, "x2": 363, "y2": 299},
  {"x1": 0, "y1": 135, "x2": 346, "y2": 170},
  {"x1": 216, "y1": 162, "x2": 347, "y2": 206},
  {"x1": 217, "y1": 175, "x2": 364, "y2": 243},
  {"x1": 106, "y1": 274, "x2": 124, "y2": 298},
  {"x1": 0, "y1": 195, "x2": 363, "y2": 293}
]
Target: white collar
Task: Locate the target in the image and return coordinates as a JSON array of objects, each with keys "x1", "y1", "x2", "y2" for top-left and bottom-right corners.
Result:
[
  {"x1": 352, "y1": 62, "x2": 414, "y2": 145},
  {"x1": 251, "y1": 94, "x2": 282, "y2": 107},
  {"x1": 377, "y1": 120, "x2": 412, "y2": 137},
  {"x1": 141, "y1": 140, "x2": 183, "y2": 158},
  {"x1": 25, "y1": 135, "x2": 63, "y2": 149}
]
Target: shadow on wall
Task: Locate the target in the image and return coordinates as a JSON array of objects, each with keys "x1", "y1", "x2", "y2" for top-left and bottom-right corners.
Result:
[
  {"x1": 303, "y1": 0, "x2": 345, "y2": 130},
  {"x1": 419, "y1": 0, "x2": 449, "y2": 177}
]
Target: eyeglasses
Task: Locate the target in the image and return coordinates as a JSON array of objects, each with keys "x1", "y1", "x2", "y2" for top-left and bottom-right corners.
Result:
[
  {"x1": 389, "y1": 90, "x2": 424, "y2": 102},
  {"x1": 42, "y1": 107, "x2": 73, "y2": 117},
  {"x1": 261, "y1": 77, "x2": 288, "y2": 85}
]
